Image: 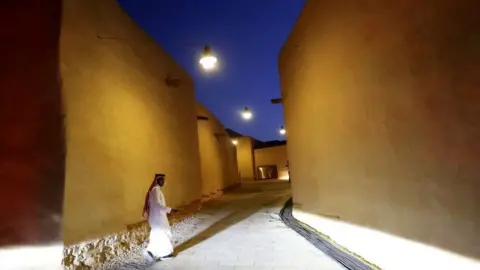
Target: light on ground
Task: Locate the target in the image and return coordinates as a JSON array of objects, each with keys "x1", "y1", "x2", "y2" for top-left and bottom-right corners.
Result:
[
  {"x1": 279, "y1": 126, "x2": 286, "y2": 135},
  {"x1": 241, "y1": 107, "x2": 252, "y2": 120},
  {"x1": 199, "y1": 45, "x2": 217, "y2": 70},
  {"x1": 294, "y1": 210, "x2": 480, "y2": 270},
  {"x1": 0, "y1": 244, "x2": 63, "y2": 269}
]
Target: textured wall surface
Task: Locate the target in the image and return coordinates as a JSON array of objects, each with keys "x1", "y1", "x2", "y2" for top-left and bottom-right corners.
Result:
[
  {"x1": 0, "y1": 1, "x2": 65, "y2": 268},
  {"x1": 235, "y1": 137, "x2": 256, "y2": 181},
  {"x1": 61, "y1": 0, "x2": 202, "y2": 245},
  {"x1": 279, "y1": 0, "x2": 480, "y2": 267},
  {"x1": 196, "y1": 103, "x2": 239, "y2": 195},
  {"x1": 254, "y1": 145, "x2": 289, "y2": 180}
]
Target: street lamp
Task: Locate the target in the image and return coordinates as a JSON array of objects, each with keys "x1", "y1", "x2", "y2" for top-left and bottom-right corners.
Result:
[
  {"x1": 279, "y1": 126, "x2": 286, "y2": 135},
  {"x1": 199, "y1": 45, "x2": 218, "y2": 71},
  {"x1": 241, "y1": 106, "x2": 253, "y2": 120},
  {"x1": 166, "y1": 44, "x2": 218, "y2": 86}
]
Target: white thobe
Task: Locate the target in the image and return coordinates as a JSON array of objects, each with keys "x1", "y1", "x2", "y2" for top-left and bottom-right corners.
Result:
[{"x1": 146, "y1": 185, "x2": 173, "y2": 258}]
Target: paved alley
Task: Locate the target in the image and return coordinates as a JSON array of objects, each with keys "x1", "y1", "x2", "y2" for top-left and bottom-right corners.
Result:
[{"x1": 145, "y1": 181, "x2": 345, "y2": 270}]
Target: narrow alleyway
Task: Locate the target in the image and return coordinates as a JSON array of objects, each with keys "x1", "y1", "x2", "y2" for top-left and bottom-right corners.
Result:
[{"x1": 108, "y1": 181, "x2": 345, "y2": 270}]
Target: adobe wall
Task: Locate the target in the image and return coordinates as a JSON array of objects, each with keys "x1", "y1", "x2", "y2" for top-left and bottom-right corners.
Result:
[
  {"x1": 0, "y1": 1, "x2": 64, "y2": 269},
  {"x1": 279, "y1": 0, "x2": 480, "y2": 269},
  {"x1": 235, "y1": 137, "x2": 256, "y2": 181},
  {"x1": 196, "y1": 103, "x2": 239, "y2": 195},
  {"x1": 61, "y1": 0, "x2": 202, "y2": 246}
]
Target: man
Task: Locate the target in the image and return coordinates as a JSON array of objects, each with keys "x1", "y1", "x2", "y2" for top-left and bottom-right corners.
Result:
[{"x1": 143, "y1": 174, "x2": 178, "y2": 261}]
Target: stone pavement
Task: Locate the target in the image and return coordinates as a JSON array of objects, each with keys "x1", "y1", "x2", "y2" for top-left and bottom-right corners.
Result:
[{"x1": 148, "y1": 181, "x2": 345, "y2": 270}]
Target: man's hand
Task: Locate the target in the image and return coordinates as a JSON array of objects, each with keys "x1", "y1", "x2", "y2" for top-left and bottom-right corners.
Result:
[{"x1": 142, "y1": 212, "x2": 148, "y2": 220}]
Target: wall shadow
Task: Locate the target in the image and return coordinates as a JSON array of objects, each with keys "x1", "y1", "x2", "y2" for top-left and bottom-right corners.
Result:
[
  {"x1": 176, "y1": 184, "x2": 289, "y2": 253},
  {"x1": 174, "y1": 203, "x2": 261, "y2": 254}
]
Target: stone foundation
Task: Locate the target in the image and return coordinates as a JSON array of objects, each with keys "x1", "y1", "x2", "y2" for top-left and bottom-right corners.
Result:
[{"x1": 62, "y1": 222, "x2": 149, "y2": 269}]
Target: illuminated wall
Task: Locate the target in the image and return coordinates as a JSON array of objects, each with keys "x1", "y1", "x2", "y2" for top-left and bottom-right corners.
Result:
[
  {"x1": 254, "y1": 145, "x2": 289, "y2": 180},
  {"x1": 279, "y1": 0, "x2": 480, "y2": 269},
  {"x1": 196, "y1": 103, "x2": 239, "y2": 195},
  {"x1": 235, "y1": 137, "x2": 256, "y2": 181},
  {"x1": 61, "y1": 0, "x2": 202, "y2": 245}
]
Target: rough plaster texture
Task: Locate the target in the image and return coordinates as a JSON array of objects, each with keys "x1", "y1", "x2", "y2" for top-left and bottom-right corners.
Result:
[
  {"x1": 279, "y1": 0, "x2": 480, "y2": 266},
  {"x1": 196, "y1": 103, "x2": 240, "y2": 195},
  {"x1": 0, "y1": 1, "x2": 65, "y2": 268},
  {"x1": 235, "y1": 137, "x2": 256, "y2": 181},
  {"x1": 61, "y1": 0, "x2": 202, "y2": 246},
  {"x1": 254, "y1": 145, "x2": 289, "y2": 180}
]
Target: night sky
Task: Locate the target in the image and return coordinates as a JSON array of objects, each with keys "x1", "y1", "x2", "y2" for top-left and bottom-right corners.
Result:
[{"x1": 118, "y1": 0, "x2": 305, "y2": 141}]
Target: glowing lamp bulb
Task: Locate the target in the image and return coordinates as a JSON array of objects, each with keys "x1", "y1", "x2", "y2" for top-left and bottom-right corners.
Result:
[
  {"x1": 199, "y1": 55, "x2": 217, "y2": 70},
  {"x1": 199, "y1": 45, "x2": 217, "y2": 70},
  {"x1": 241, "y1": 107, "x2": 252, "y2": 120},
  {"x1": 279, "y1": 126, "x2": 286, "y2": 135},
  {"x1": 232, "y1": 139, "x2": 238, "y2": 145}
]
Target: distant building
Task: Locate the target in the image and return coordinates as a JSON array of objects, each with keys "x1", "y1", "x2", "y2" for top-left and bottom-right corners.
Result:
[{"x1": 225, "y1": 128, "x2": 288, "y2": 181}]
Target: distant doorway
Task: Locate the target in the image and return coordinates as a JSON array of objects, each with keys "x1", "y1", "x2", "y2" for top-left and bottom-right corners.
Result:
[{"x1": 256, "y1": 165, "x2": 278, "y2": 180}]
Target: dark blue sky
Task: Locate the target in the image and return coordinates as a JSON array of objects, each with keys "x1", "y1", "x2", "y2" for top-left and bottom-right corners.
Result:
[{"x1": 118, "y1": 0, "x2": 305, "y2": 141}]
